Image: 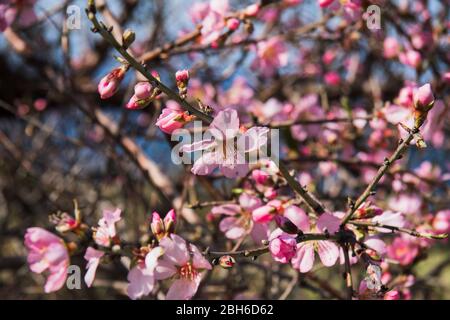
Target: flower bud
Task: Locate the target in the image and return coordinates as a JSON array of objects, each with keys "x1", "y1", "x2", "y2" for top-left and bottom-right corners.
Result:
[
  {"x1": 156, "y1": 103, "x2": 194, "y2": 134},
  {"x1": 98, "y1": 65, "x2": 128, "y2": 99},
  {"x1": 175, "y1": 69, "x2": 190, "y2": 99},
  {"x1": 275, "y1": 215, "x2": 299, "y2": 234},
  {"x1": 226, "y1": 18, "x2": 240, "y2": 31},
  {"x1": 150, "y1": 212, "x2": 164, "y2": 240},
  {"x1": 244, "y1": 4, "x2": 260, "y2": 17},
  {"x1": 163, "y1": 209, "x2": 176, "y2": 234},
  {"x1": 218, "y1": 255, "x2": 236, "y2": 269},
  {"x1": 413, "y1": 83, "x2": 435, "y2": 128},
  {"x1": 122, "y1": 29, "x2": 136, "y2": 49}
]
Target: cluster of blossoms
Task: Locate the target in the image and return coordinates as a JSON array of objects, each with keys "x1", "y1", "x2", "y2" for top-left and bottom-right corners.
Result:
[{"x1": 25, "y1": 206, "x2": 213, "y2": 300}]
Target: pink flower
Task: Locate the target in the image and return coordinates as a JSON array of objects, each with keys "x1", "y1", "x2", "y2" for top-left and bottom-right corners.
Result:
[
  {"x1": 399, "y1": 50, "x2": 421, "y2": 68},
  {"x1": 175, "y1": 69, "x2": 189, "y2": 83},
  {"x1": 384, "y1": 290, "x2": 401, "y2": 300},
  {"x1": 387, "y1": 237, "x2": 419, "y2": 266},
  {"x1": 211, "y1": 193, "x2": 268, "y2": 243},
  {"x1": 252, "y1": 169, "x2": 270, "y2": 185},
  {"x1": 24, "y1": 227, "x2": 69, "y2": 293},
  {"x1": 156, "y1": 101, "x2": 194, "y2": 134},
  {"x1": 0, "y1": 0, "x2": 36, "y2": 32},
  {"x1": 383, "y1": 37, "x2": 400, "y2": 58},
  {"x1": 252, "y1": 37, "x2": 288, "y2": 77},
  {"x1": 155, "y1": 234, "x2": 211, "y2": 300},
  {"x1": 127, "y1": 247, "x2": 164, "y2": 300},
  {"x1": 318, "y1": 0, "x2": 334, "y2": 8},
  {"x1": 433, "y1": 210, "x2": 450, "y2": 234},
  {"x1": 269, "y1": 229, "x2": 297, "y2": 263},
  {"x1": 226, "y1": 18, "x2": 240, "y2": 31},
  {"x1": 316, "y1": 213, "x2": 341, "y2": 234},
  {"x1": 93, "y1": 208, "x2": 122, "y2": 247},
  {"x1": 324, "y1": 71, "x2": 341, "y2": 86},
  {"x1": 98, "y1": 66, "x2": 127, "y2": 99},
  {"x1": 181, "y1": 108, "x2": 269, "y2": 178},
  {"x1": 252, "y1": 199, "x2": 284, "y2": 223},
  {"x1": 197, "y1": 0, "x2": 230, "y2": 45},
  {"x1": 283, "y1": 205, "x2": 310, "y2": 232},
  {"x1": 413, "y1": 83, "x2": 434, "y2": 109},
  {"x1": 290, "y1": 214, "x2": 339, "y2": 273},
  {"x1": 84, "y1": 247, "x2": 104, "y2": 288}
]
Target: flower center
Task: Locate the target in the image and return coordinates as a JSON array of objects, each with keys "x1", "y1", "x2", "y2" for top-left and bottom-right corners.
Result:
[{"x1": 179, "y1": 262, "x2": 198, "y2": 280}]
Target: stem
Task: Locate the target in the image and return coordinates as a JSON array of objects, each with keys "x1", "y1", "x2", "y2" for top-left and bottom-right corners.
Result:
[
  {"x1": 342, "y1": 243, "x2": 353, "y2": 300},
  {"x1": 350, "y1": 221, "x2": 448, "y2": 240},
  {"x1": 340, "y1": 128, "x2": 417, "y2": 225}
]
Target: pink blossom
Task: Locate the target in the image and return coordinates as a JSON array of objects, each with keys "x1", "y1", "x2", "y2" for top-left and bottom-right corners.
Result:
[
  {"x1": 212, "y1": 193, "x2": 268, "y2": 243},
  {"x1": 413, "y1": 83, "x2": 434, "y2": 109},
  {"x1": 383, "y1": 37, "x2": 400, "y2": 58},
  {"x1": 84, "y1": 247, "x2": 104, "y2": 288},
  {"x1": 98, "y1": 66, "x2": 127, "y2": 99},
  {"x1": 175, "y1": 69, "x2": 189, "y2": 82},
  {"x1": 292, "y1": 239, "x2": 339, "y2": 273},
  {"x1": 433, "y1": 210, "x2": 450, "y2": 234},
  {"x1": 318, "y1": 0, "x2": 335, "y2": 8},
  {"x1": 324, "y1": 71, "x2": 341, "y2": 86},
  {"x1": 126, "y1": 82, "x2": 156, "y2": 110},
  {"x1": 127, "y1": 247, "x2": 164, "y2": 300},
  {"x1": 181, "y1": 108, "x2": 269, "y2": 178},
  {"x1": 283, "y1": 205, "x2": 310, "y2": 232},
  {"x1": 268, "y1": 229, "x2": 297, "y2": 263},
  {"x1": 399, "y1": 50, "x2": 421, "y2": 68},
  {"x1": 197, "y1": 0, "x2": 230, "y2": 45},
  {"x1": 252, "y1": 199, "x2": 284, "y2": 223},
  {"x1": 150, "y1": 209, "x2": 177, "y2": 240},
  {"x1": 0, "y1": 0, "x2": 36, "y2": 32},
  {"x1": 387, "y1": 237, "x2": 419, "y2": 266},
  {"x1": 252, "y1": 169, "x2": 270, "y2": 185},
  {"x1": 156, "y1": 101, "x2": 193, "y2": 134},
  {"x1": 155, "y1": 234, "x2": 211, "y2": 300},
  {"x1": 384, "y1": 290, "x2": 401, "y2": 300},
  {"x1": 93, "y1": 208, "x2": 122, "y2": 247},
  {"x1": 226, "y1": 18, "x2": 240, "y2": 31},
  {"x1": 252, "y1": 37, "x2": 288, "y2": 77},
  {"x1": 244, "y1": 4, "x2": 260, "y2": 17},
  {"x1": 316, "y1": 213, "x2": 341, "y2": 234},
  {"x1": 24, "y1": 227, "x2": 69, "y2": 293}
]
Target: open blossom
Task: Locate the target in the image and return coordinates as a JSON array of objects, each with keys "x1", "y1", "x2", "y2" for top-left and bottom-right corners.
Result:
[
  {"x1": 155, "y1": 234, "x2": 212, "y2": 300},
  {"x1": 269, "y1": 228, "x2": 297, "y2": 263},
  {"x1": 24, "y1": 228, "x2": 69, "y2": 293},
  {"x1": 252, "y1": 37, "x2": 288, "y2": 77},
  {"x1": 211, "y1": 193, "x2": 268, "y2": 243},
  {"x1": 98, "y1": 65, "x2": 128, "y2": 99},
  {"x1": 372, "y1": 211, "x2": 405, "y2": 232},
  {"x1": 84, "y1": 247, "x2": 104, "y2": 288},
  {"x1": 181, "y1": 108, "x2": 269, "y2": 178},
  {"x1": 127, "y1": 246, "x2": 164, "y2": 300},
  {"x1": 93, "y1": 208, "x2": 122, "y2": 247},
  {"x1": 291, "y1": 214, "x2": 339, "y2": 273},
  {"x1": 195, "y1": 0, "x2": 230, "y2": 46},
  {"x1": 387, "y1": 236, "x2": 419, "y2": 266},
  {"x1": 156, "y1": 101, "x2": 194, "y2": 134}
]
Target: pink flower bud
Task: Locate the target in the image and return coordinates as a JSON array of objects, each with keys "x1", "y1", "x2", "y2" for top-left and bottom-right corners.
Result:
[
  {"x1": 150, "y1": 212, "x2": 164, "y2": 239},
  {"x1": 156, "y1": 102, "x2": 193, "y2": 134},
  {"x1": 163, "y1": 209, "x2": 176, "y2": 234},
  {"x1": 414, "y1": 83, "x2": 435, "y2": 110},
  {"x1": 218, "y1": 255, "x2": 236, "y2": 269},
  {"x1": 134, "y1": 82, "x2": 153, "y2": 100},
  {"x1": 98, "y1": 66, "x2": 127, "y2": 99},
  {"x1": 244, "y1": 4, "x2": 260, "y2": 17},
  {"x1": 264, "y1": 187, "x2": 277, "y2": 200},
  {"x1": 318, "y1": 0, "x2": 334, "y2": 8},
  {"x1": 175, "y1": 69, "x2": 189, "y2": 83},
  {"x1": 383, "y1": 37, "x2": 400, "y2": 58},
  {"x1": 324, "y1": 71, "x2": 341, "y2": 86},
  {"x1": 226, "y1": 18, "x2": 240, "y2": 31}
]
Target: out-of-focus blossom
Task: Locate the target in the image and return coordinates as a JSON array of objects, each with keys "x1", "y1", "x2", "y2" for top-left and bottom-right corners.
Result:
[
  {"x1": 387, "y1": 237, "x2": 419, "y2": 266},
  {"x1": 252, "y1": 37, "x2": 288, "y2": 77},
  {"x1": 399, "y1": 50, "x2": 421, "y2": 68},
  {"x1": 155, "y1": 234, "x2": 211, "y2": 300},
  {"x1": 383, "y1": 37, "x2": 400, "y2": 58},
  {"x1": 433, "y1": 210, "x2": 450, "y2": 234},
  {"x1": 24, "y1": 228, "x2": 69, "y2": 293},
  {"x1": 372, "y1": 211, "x2": 405, "y2": 232},
  {"x1": 324, "y1": 71, "x2": 341, "y2": 86},
  {"x1": 252, "y1": 199, "x2": 284, "y2": 223},
  {"x1": 0, "y1": 0, "x2": 36, "y2": 32}
]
